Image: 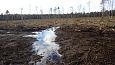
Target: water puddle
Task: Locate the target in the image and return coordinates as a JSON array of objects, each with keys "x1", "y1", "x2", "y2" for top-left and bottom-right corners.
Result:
[{"x1": 24, "y1": 27, "x2": 61, "y2": 65}]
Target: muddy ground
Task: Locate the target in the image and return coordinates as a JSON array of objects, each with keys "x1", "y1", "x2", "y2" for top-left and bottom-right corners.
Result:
[
  {"x1": 0, "y1": 24, "x2": 115, "y2": 65},
  {"x1": 56, "y1": 25, "x2": 115, "y2": 65},
  {"x1": 0, "y1": 31, "x2": 43, "y2": 65}
]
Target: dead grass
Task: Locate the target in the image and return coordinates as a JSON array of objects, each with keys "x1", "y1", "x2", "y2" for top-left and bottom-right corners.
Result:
[{"x1": 0, "y1": 17, "x2": 115, "y2": 30}]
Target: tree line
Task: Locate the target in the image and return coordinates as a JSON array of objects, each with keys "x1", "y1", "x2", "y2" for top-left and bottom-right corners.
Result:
[{"x1": 0, "y1": 10, "x2": 115, "y2": 21}]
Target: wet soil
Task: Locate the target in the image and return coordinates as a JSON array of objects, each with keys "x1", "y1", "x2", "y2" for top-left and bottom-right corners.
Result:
[
  {"x1": 0, "y1": 24, "x2": 115, "y2": 65},
  {"x1": 56, "y1": 25, "x2": 115, "y2": 65},
  {"x1": 0, "y1": 31, "x2": 42, "y2": 65}
]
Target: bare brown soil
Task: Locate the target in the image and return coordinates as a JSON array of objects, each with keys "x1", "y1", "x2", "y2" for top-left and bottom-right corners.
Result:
[
  {"x1": 0, "y1": 18, "x2": 115, "y2": 65},
  {"x1": 0, "y1": 31, "x2": 42, "y2": 65},
  {"x1": 56, "y1": 25, "x2": 115, "y2": 65}
]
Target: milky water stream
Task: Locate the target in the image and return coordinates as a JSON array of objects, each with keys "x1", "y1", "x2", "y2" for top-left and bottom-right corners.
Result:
[{"x1": 24, "y1": 27, "x2": 61, "y2": 65}]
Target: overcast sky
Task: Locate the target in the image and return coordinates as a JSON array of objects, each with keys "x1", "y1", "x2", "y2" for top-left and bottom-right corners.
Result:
[{"x1": 0, "y1": 0, "x2": 114, "y2": 14}]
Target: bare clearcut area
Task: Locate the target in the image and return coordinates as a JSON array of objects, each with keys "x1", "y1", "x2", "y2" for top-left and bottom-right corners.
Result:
[
  {"x1": 0, "y1": 19, "x2": 115, "y2": 65},
  {"x1": 56, "y1": 25, "x2": 115, "y2": 65},
  {"x1": 0, "y1": 0, "x2": 115, "y2": 65}
]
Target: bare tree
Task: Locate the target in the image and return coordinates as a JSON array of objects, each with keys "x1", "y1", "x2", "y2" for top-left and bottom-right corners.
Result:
[
  {"x1": 6, "y1": 10, "x2": 10, "y2": 14},
  {"x1": 101, "y1": 0, "x2": 111, "y2": 21},
  {"x1": 20, "y1": 8, "x2": 23, "y2": 14},
  {"x1": 35, "y1": 6, "x2": 38, "y2": 14},
  {"x1": 70, "y1": 6, "x2": 74, "y2": 18},
  {"x1": 106, "y1": 0, "x2": 110, "y2": 18},
  {"x1": 110, "y1": 0, "x2": 113, "y2": 19},
  {"x1": 101, "y1": 0, "x2": 106, "y2": 21},
  {"x1": 48, "y1": 8, "x2": 52, "y2": 19},
  {"x1": 78, "y1": 4, "x2": 82, "y2": 17},
  {"x1": 29, "y1": 5, "x2": 31, "y2": 14},
  {"x1": 53, "y1": 7, "x2": 57, "y2": 14},
  {"x1": 70, "y1": 6, "x2": 74, "y2": 13},
  {"x1": 20, "y1": 8, "x2": 23, "y2": 20},
  {"x1": 57, "y1": 7, "x2": 60, "y2": 14},
  {"x1": 19, "y1": 8, "x2": 24, "y2": 29},
  {"x1": 87, "y1": 0, "x2": 91, "y2": 14},
  {"x1": 5, "y1": 10, "x2": 10, "y2": 22},
  {"x1": 82, "y1": 7, "x2": 85, "y2": 13},
  {"x1": 40, "y1": 9, "x2": 43, "y2": 14},
  {"x1": 106, "y1": 0, "x2": 114, "y2": 19},
  {"x1": 62, "y1": 7, "x2": 64, "y2": 14},
  {"x1": 87, "y1": 0, "x2": 91, "y2": 21},
  {"x1": 49, "y1": 8, "x2": 53, "y2": 14},
  {"x1": 78, "y1": 4, "x2": 82, "y2": 13}
]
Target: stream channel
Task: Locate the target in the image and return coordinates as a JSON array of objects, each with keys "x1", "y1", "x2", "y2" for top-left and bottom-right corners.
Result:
[{"x1": 24, "y1": 27, "x2": 61, "y2": 65}]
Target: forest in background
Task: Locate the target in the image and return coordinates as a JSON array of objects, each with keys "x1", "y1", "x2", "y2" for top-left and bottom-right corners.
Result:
[{"x1": 0, "y1": 10, "x2": 115, "y2": 20}]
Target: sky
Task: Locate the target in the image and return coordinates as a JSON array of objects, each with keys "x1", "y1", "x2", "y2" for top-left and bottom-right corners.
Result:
[{"x1": 0, "y1": 0, "x2": 114, "y2": 14}]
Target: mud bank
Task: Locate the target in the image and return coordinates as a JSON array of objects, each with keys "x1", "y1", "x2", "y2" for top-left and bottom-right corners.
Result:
[
  {"x1": 0, "y1": 27, "x2": 60, "y2": 65},
  {"x1": 0, "y1": 31, "x2": 43, "y2": 65},
  {"x1": 56, "y1": 25, "x2": 115, "y2": 65}
]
